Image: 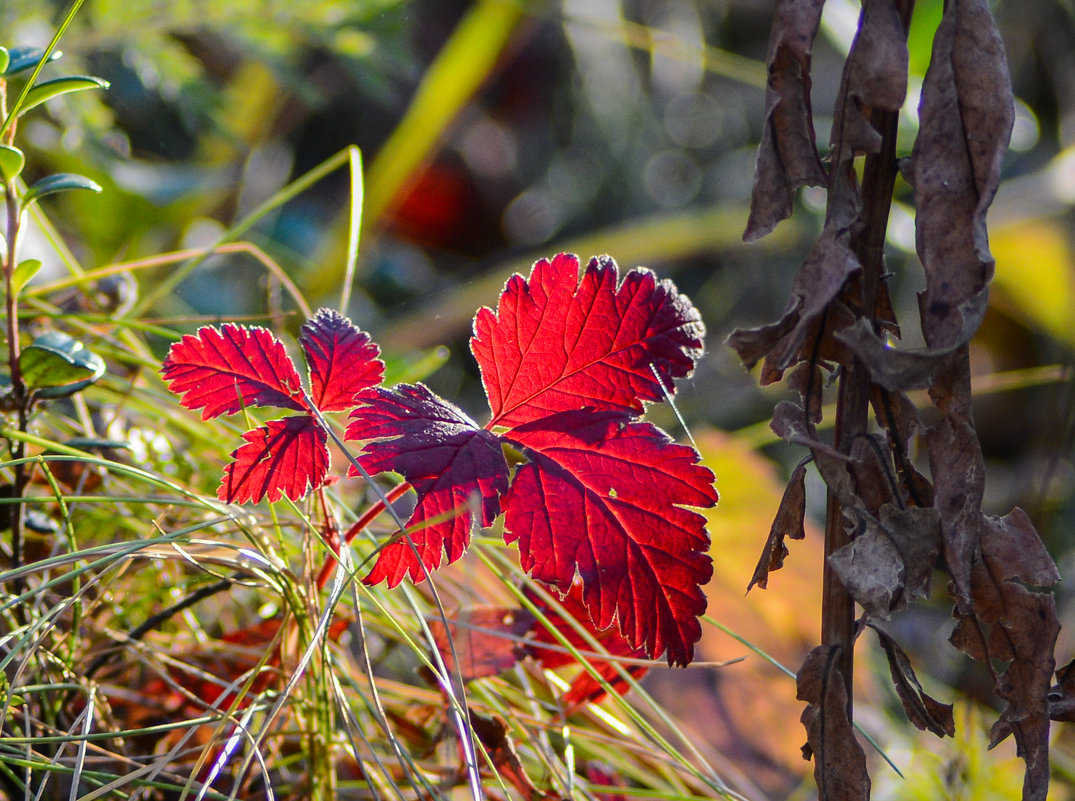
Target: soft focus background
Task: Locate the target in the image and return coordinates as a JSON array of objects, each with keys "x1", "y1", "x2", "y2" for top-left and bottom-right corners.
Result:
[{"x1": 4, "y1": 0, "x2": 1075, "y2": 797}]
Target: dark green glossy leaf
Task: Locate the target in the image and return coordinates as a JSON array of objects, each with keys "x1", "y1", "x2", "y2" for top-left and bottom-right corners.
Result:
[
  {"x1": 19, "y1": 331, "x2": 105, "y2": 393},
  {"x1": 23, "y1": 173, "x2": 102, "y2": 207},
  {"x1": 0, "y1": 145, "x2": 23, "y2": 182},
  {"x1": 2, "y1": 46, "x2": 62, "y2": 76},
  {"x1": 18, "y1": 76, "x2": 108, "y2": 117}
]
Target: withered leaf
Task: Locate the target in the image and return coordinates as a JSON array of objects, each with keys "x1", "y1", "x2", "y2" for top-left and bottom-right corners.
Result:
[
  {"x1": 980, "y1": 507, "x2": 1060, "y2": 588},
  {"x1": 748, "y1": 458, "x2": 808, "y2": 592},
  {"x1": 430, "y1": 607, "x2": 536, "y2": 683},
  {"x1": 870, "y1": 624, "x2": 954, "y2": 738},
  {"x1": 788, "y1": 362, "x2": 825, "y2": 423},
  {"x1": 1049, "y1": 660, "x2": 1075, "y2": 723},
  {"x1": 829, "y1": 503, "x2": 941, "y2": 618},
  {"x1": 728, "y1": 228, "x2": 860, "y2": 379},
  {"x1": 797, "y1": 646, "x2": 870, "y2": 801},
  {"x1": 913, "y1": 0, "x2": 1013, "y2": 350},
  {"x1": 837, "y1": 318, "x2": 959, "y2": 392},
  {"x1": 870, "y1": 386, "x2": 923, "y2": 460},
  {"x1": 925, "y1": 405, "x2": 984, "y2": 603},
  {"x1": 826, "y1": 0, "x2": 909, "y2": 228},
  {"x1": 744, "y1": 0, "x2": 827, "y2": 242},
  {"x1": 848, "y1": 433, "x2": 895, "y2": 514},
  {"x1": 828, "y1": 527, "x2": 904, "y2": 618},
  {"x1": 880, "y1": 505, "x2": 941, "y2": 605},
  {"x1": 946, "y1": 507, "x2": 1060, "y2": 801},
  {"x1": 469, "y1": 709, "x2": 562, "y2": 801}
]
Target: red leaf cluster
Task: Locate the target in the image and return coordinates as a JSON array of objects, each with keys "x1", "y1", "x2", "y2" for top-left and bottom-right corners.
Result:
[{"x1": 161, "y1": 254, "x2": 716, "y2": 667}]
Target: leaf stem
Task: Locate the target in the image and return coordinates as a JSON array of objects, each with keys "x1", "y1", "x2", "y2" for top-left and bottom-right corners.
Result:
[{"x1": 313, "y1": 481, "x2": 410, "y2": 591}]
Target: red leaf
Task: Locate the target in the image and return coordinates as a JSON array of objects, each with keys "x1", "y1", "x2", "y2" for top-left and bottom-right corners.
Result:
[
  {"x1": 471, "y1": 253, "x2": 705, "y2": 429},
  {"x1": 299, "y1": 308, "x2": 383, "y2": 412},
  {"x1": 219, "y1": 416, "x2": 329, "y2": 503},
  {"x1": 160, "y1": 323, "x2": 307, "y2": 419},
  {"x1": 503, "y1": 411, "x2": 716, "y2": 666},
  {"x1": 346, "y1": 384, "x2": 510, "y2": 587}
]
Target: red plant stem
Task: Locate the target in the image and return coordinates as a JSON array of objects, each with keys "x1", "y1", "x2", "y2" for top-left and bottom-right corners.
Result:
[{"x1": 314, "y1": 481, "x2": 411, "y2": 591}]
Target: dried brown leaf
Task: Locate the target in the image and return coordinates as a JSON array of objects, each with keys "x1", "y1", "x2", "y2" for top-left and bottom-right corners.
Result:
[
  {"x1": 748, "y1": 459, "x2": 808, "y2": 592},
  {"x1": 788, "y1": 362, "x2": 825, "y2": 423},
  {"x1": 980, "y1": 506, "x2": 1061, "y2": 587},
  {"x1": 946, "y1": 508, "x2": 1061, "y2": 801},
  {"x1": 828, "y1": 527, "x2": 904, "y2": 618},
  {"x1": 871, "y1": 387, "x2": 923, "y2": 461},
  {"x1": 926, "y1": 401, "x2": 984, "y2": 603},
  {"x1": 848, "y1": 433, "x2": 895, "y2": 514},
  {"x1": 797, "y1": 646, "x2": 870, "y2": 801},
  {"x1": 826, "y1": 0, "x2": 910, "y2": 227},
  {"x1": 880, "y1": 505, "x2": 941, "y2": 605},
  {"x1": 744, "y1": 0, "x2": 827, "y2": 242},
  {"x1": 728, "y1": 228, "x2": 860, "y2": 378},
  {"x1": 830, "y1": 503, "x2": 941, "y2": 618},
  {"x1": 871, "y1": 624, "x2": 954, "y2": 738},
  {"x1": 1049, "y1": 660, "x2": 1075, "y2": 723},
  {"x1": 913, "y1": 0, "x2": 1013, "y2": 349},
  {"x1": 837, "y1": 318, "x2": 959, "y2": 391}
]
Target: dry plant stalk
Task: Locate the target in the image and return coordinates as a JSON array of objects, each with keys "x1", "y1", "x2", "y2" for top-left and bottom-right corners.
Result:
[{"x1": 731, "y1": 1, "x2": 1065, "y2": 799}]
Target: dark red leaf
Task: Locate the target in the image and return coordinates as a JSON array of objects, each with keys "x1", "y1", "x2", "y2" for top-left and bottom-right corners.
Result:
[
  {"x1": 471, "y1": 253, "x2": 704, "y2": 429},
  {"x1": 346, "y1": 384, "x2": 510, "y2": 587},
  {"x1": 430, "y1": 607, "x2": 536, "y2": 683},
  {"x1": 502, "y1": 411, "x2": 715, "y2": 666},
  {"x1": 526, "y1": 582, "x2": 649, "y2": 708},
  {"x1": 299, "y1": 308, "x2": 383, "y2": 412},
  {"x1": 219, "y1": 416, "x2": 329, "y2": 503},
  {"x1": 160, "y1": 323, "x2": 307, "y2": 419}
]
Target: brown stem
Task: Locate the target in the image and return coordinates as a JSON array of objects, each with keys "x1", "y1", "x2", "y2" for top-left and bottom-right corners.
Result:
[{"x1": 822, "y1": 0, "x2": 915, "y2": 707}]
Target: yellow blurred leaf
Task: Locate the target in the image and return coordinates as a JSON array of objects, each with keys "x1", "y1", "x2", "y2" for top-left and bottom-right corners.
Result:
[{"x1": 991, "y1": 219, "x2": 1075, "y2": 346}]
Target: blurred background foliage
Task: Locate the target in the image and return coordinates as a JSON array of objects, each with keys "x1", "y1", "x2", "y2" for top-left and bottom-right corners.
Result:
[{"x1": 4, "y1": 0, "x2": 1075, "y2": 797}]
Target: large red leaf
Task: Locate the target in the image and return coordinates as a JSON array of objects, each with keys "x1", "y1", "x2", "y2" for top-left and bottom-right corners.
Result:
[
  {"x1": 502, "y1": 411, "x2": 715, "y2": 666},
  {"x1": 346, "y1": 384, "x2": 510, "y2": 587},
  {"x1": 161, "y1": 324, "x2": 307, "y2": 419},
  {"x1": 471, "y1": 253, "x2": 705, "y2": 429},
  {"x1": 299, "y1": 308, "x2": 383, "y2": 412},
  {"x1": 219, "y1": 416, "x2": 329, "y2": 503}
]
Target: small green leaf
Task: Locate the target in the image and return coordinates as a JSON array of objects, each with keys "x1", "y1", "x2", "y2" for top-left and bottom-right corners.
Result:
[
  {"x1": 23, "y1": 173, "x2": 102, "y2": 207},
  {"x1": 10, "y1": 259, "x2": 41, "y2": 295},
  {"x1": 0, "y1": 48, "x2": 9, "y2": 76},
  {"x1": 17, "y1": 75, "x2": 108, "y2": 117},
  {"x1": 0, "y1": 145, "x2": 23, "y2": 183},
  {"x1": 3, "y1": 46, "x2": 62, "y2": 76},
  {"x1": 19, "y1": 331, "x2": 105, "y2": 394}
]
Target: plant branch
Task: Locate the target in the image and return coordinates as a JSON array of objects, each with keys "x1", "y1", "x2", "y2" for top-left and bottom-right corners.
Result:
[{"x1": 822, "y1": 0, "x2": 915, "y2": 708}]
